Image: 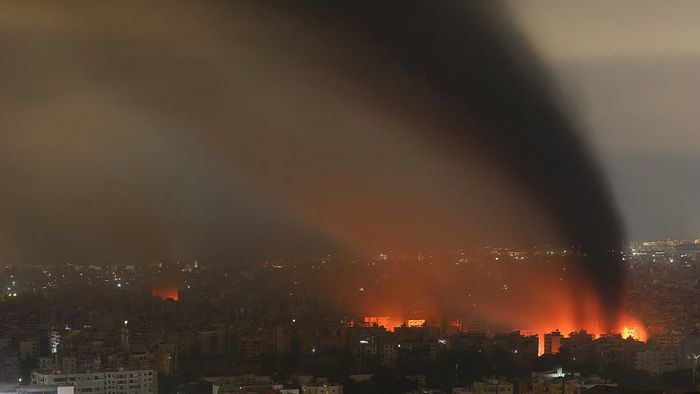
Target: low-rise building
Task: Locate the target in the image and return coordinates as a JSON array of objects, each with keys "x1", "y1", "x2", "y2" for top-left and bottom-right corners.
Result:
[
  {"x1": 31, "y1": 368, "x2": 156, "y2": 394},
  {"x1": 0, "y1": 385, "x2": 74, "y2": 394},
  {"x1": 473, "y1": 378, "x2": 513, "y2": 394},
  {"x1": 300, "y1": 383, "x2": 342, "y2": 394}
]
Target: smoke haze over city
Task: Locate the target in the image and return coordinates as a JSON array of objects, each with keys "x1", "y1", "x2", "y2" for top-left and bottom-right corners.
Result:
[{"x1": 1, "y1": 2, "x2": 700, "y2": 393}]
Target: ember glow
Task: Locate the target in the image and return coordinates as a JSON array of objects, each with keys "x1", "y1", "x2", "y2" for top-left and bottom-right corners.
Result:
[
  {"x1": 348, "y1": 251, "x2": 647, "y2": 356},
  {"x1": 363, "y1": 316, "x2": 391, "y2": 329},
  {"x1": 407, "y1": 319, "x2": 426, "y2": 328},
  {"x1": 534, "y1": 315, "x2": 647, "y2": 356},
  {"x1": 152, "y1": 287, "x2": 179, "y2": 301},
  {"x1": 475, "y1": 272, "x2": 649, "y2": 355}
]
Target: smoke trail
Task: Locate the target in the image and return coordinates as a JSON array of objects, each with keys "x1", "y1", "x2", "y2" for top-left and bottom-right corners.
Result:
[{"x1": 282, "y1": 1, "x2": 625, "y2": 326}]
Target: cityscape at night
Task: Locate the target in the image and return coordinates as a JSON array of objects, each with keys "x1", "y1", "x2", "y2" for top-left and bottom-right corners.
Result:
[
  {"x1": 3, "y1": 240, "x2": 700, "y2": 393},
  {"x1": 2, "y1": 1, "x2": 700, "y2": 393}
]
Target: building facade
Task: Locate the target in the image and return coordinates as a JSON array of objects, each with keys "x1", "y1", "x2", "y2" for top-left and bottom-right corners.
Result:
[{"x1": 32, "y1": 369, "x2": 156, "y2": 394}]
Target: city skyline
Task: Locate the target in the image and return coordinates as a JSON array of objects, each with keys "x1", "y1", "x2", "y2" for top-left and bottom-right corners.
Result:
[{"x1": 1, "y1": 1, "x2": 699, "y2": 393}]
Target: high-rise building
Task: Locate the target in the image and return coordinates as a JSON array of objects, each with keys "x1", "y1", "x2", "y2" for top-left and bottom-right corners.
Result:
[
  {"x1": 0, "y1": 346, "x2": 19, "y2": 383},
  {"x1": 634, "y1": 350, "x2": 678, "y2": 375},
  {"x1": 544, "y1": 330, "x2": 563, "y2": 355},
  {"x1": 48, "y1": 330, "x2": 61, "y2": 356}
]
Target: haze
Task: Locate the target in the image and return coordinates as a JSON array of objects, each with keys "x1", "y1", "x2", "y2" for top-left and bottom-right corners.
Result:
[{"x1": 0, "y1": 1, "x2": 695, "y2": 264}]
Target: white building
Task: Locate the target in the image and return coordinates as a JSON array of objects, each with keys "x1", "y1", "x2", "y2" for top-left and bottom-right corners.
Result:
[
  {"x1": 32, "y1": 368, "x2": 156, "y2": 394},
  {"x1": 48, "y1": 331, "x2": 61, "y2": 356},
  {"x1": 0, "y1": 385, "x2": 74, "y2": 394}
]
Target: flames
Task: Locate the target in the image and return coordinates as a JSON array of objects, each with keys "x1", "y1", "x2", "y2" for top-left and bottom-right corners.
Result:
[
  {"x1": 152, "y1": 287, "x2": 179, "y2": 301},
  {"x1": 356, "y1": 279, "x2": 648, "y2": 356},
  {"x1": 511, "y1": 284, "x2": 648, "y2": 355},
  {"x1": 363, "y1": 316, "x2": 431, "y2": 331},
  {"x1": 621, "y1": 324, "x2": 644, "y2": 341},
  {"x1": 334, "y1": 250, "x2": 647, "y2": 354},
  {"x1": 363, "y1": 316, "x2": 391, "y2": 328},
  {"x1": 534, "y1": 314, "x2": 647, "y2": 355},
  {"x1": 362, "y1": 311, "x2": 646, "y2": 356},
  {"x1": 407, "y1": 319, "x2": 426, "y2": 327}
]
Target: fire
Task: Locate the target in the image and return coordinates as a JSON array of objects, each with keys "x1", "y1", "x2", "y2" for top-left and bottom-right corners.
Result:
[
  {"x1": 534, "y1": 314, "x2": 647, "y2": 355},
  {"x1": 621, "y1": 326, "x2": 639, "y2": 340},
  {"x1": 407, "y1": 319, "x2": 426, "y2": 327},
  {"x1": 363, "y1": 316, "x2": 391, "y2": 328},
  {"x1": 619, "y1": 315, "x2": 647, "y2": 341},
  {"x1": 152, "y1": 287, "x2": 179, "y2": 301},
  {"x1": 348, "y1": 250, "x2": 647, "y2": 355}
]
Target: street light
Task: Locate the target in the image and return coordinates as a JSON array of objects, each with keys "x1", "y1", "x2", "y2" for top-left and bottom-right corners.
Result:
[{"x1": 688, "y1": 353, "x2": 700, "y2": 384}]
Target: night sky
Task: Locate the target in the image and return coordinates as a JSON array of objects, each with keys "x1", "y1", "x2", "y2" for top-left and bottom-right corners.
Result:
[{"x1": 509, "y1": 0, "x2": 700, "y2": 241}]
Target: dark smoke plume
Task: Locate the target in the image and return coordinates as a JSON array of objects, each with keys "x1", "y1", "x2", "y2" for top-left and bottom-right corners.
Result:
[
  {"x1": 282, "y1": 1, "x2": 625, "y2": 326},
  {"x1": 0, "y1": 1, "x2": 625, "y2": 327}
]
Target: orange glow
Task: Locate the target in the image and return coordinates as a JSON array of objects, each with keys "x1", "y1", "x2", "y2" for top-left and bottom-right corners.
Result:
[
  {"x1": 407, "y1": 319, "x2": 426, "y2": 327},
  {"x1": 152, "y1": 287, "x2": 179, "y2": 301},
  {"x1": 621, "y1": 325, "x2": 641, "y2": 340},
  {"x1": 353, "y1": 276, "x2": 648, "y2": 355},
  {"x1": 425, "y1": 259, "x2": 651, "y2": 356},
  {"x1": 544, "y1": 332, "x2": 562, "y2": 354},
  {"x1": 336, "y1": 249, "x2": 646, "y2": 355},
  {"x1": 528, "y1": 310, "x2": 648, "y2": 355},
  {"x1": 530, "y1": 311, "x2": 648, "y2": 355},
  {"x1": 363, "y1": 316, "x2": 391, "y2": 329},
  {"x1": 619, "y1": 316, "x2": 647, "y2": 341}
]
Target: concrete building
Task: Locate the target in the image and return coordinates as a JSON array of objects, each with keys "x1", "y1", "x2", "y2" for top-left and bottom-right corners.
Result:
[
  {"x1": 528, "y1": 374, "x2": 616, "y2": 394},
  {"x1": 196, "y1": 330, "x2": 227, "y2": 356},
  {"x1": 32, "y1": 368, "x2": 156, "y2": 394},
  {"x1": 236, "y1": 337, "x2": 261, "y2": 359},
  {"x1": 206, "y1": 376, "x2": 283, "y2": 394},
  {"x1": 493, "y1": 332, "x2": 539, "y2": 361},
  {"x1": 18, "y1": 341, "x2": 40, "y2": 361},
  {"x1": 38, "y1": 358, "x2": 54, "y2": 371},
  {"x1": 559, "y1": 331, "x2": 595, "y2": 363},
  {"x1": 0, "y1": 346, "x2": 20, "y2": 383},
  {"x1": 473, "y1": 379, "x2": 513, "y2": 394},
  {"x1": 153, "y1": 344, "x2": 178, "y2": 375},
  {"x1": 544, "y1": 331, "x2": 563, "y2": 355},
  {"x1": 300, "y1": 384, "x2": 342, "y2": 394},
  {"x1": 49, "y1": 331, "x2": 61, "y2": 356},
  {"x1": 379, "y1": 344, "x2": 398, "y2": 367},
  {"x1": 653, "y1": 331, "x2": 682, "y2": 349},
  {"x1": 634, "y1": 350, "x2": 678, "y2": 375},
  {"x1": 60, "y1": 358, "x2": 77, "y2": 375},
  {"x1": 261, "y1": 327, "x2": 290, "y2": 354},
  {"x1": 451, "y1": 333, "x2": 489, "y2": 353},
  {"x1": 0, "y1": 385, "x2": 74, "y2": 394}
]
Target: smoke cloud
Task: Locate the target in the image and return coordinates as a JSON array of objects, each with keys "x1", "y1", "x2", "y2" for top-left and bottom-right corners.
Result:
[
  {"x1": 0, "y1": 2, "x2": 624, "y2": 326},
  {"x1": 269, "y1": 1, "x2": 625, "y2": 326}
]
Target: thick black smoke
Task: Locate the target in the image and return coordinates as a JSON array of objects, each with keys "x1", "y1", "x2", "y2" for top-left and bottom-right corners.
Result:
[
  {"x1": 282, "y1": 1, "x2": 625, "y2": 325},
  {"x1": 0, "y1": 1, "x2": 624, "y2": 326}
]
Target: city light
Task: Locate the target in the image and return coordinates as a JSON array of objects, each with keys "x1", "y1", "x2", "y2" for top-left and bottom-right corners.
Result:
[{"x1": 407, "y1": 319, "x2": 426, "y2": 328}]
